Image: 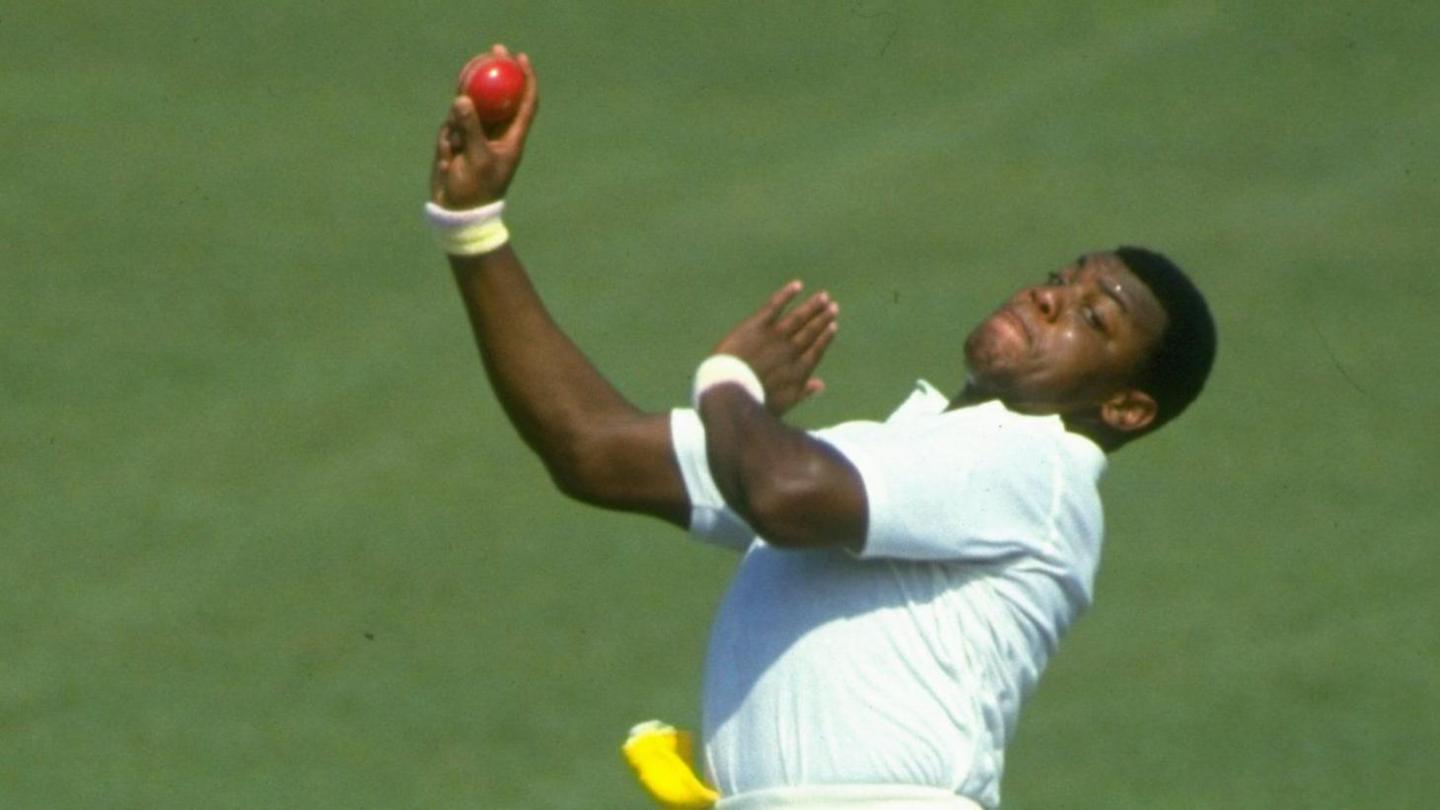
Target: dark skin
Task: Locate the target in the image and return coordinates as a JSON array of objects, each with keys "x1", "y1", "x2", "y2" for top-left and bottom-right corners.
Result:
[
  {"x1": 433, "y1": 45, "x2": 1167, "y2": 551},
  {"x1": 959, "y1": 252, "x2": 1169, "y2": 442}
]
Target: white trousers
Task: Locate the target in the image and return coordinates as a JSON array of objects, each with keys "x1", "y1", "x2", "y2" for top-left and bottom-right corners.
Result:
[{"x1": 716, "y1": 785, "x2": 984, "y2": 810}]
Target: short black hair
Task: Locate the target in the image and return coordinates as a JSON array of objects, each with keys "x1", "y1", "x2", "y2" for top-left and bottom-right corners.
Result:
[{"x1": 1113, "y1": 246, "x2": 1217, "y2": 434}]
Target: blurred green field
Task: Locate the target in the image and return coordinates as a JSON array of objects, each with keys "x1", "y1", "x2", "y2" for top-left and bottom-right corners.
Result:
[{"x1": 3, "y1": 1, "x2": 1437, "y2": 807}]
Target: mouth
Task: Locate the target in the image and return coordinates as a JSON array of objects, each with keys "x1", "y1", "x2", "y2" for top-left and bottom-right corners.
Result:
[{"x1": 996, "y1": 307, "x2": 1031, "y2": 347}]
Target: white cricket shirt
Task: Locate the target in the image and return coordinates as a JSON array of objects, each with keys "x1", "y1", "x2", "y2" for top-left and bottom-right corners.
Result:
[{"x1": 669, "y1": 381, "x2": 1107, "y2": 810}]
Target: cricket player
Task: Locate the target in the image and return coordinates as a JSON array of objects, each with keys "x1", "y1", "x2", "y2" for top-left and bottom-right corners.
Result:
[{"x1": 426, "y1": 46, "x2": 1217, "y2": 810}]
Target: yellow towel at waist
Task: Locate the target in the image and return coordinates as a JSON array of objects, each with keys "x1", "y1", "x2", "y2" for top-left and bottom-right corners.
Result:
[
  {"x1": 622, "y1": 721, "x2": 984, "y2": 810},
  {"x1": 622, "y1": 720, "x2": 719, "y2": 810}
]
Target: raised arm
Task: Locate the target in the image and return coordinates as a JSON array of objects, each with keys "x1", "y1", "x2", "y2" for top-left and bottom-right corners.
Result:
[
  {"x1": 696, "y1": 284, "x2": 867, "y2": 550},
  {"x1": 430, "y1": 45, "x2": 686, "y2": 526}
]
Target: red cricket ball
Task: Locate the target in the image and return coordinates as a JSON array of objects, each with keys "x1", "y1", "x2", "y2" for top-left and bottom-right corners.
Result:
[{"x1": 460, "y1": 56, "x2": 526, "y2": 124}]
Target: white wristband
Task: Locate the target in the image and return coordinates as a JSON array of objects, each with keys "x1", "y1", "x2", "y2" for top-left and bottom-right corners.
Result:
[
  {"x1": 425, "y1": 199, "x2": 510, "y2": 255},
  {"x1": 692, "y1": 355, "x2": 766, "y2": 410}
]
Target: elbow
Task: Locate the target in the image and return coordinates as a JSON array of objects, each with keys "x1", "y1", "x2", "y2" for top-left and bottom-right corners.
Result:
[
  {"x1": 548, "y1": 461, "x2": 594, "y2": 505},
  {"x1": 738, "y1": 462, "x2": 831, "y2": 549},
  {"x1": 541, "y1": 420, "x2": 642, "y2": 509},
  {"x1": 544, "y1": 429, "x2": 609, "y2": 505},
  {"x1": 724, "y1": 442, "x2": 865, "y2": 551}
]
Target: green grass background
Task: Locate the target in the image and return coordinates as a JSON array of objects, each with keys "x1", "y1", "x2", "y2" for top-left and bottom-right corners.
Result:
[{"x1": 4, "y1": 1, "x2": 1437, "y2": 807}]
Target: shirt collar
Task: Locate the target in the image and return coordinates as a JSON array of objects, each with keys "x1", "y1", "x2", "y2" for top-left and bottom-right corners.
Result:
[
  {"x1": 885, "y1": 379, "x2": 950, "y2": 422},
  {"x1": 892, "y1": 379, "x2": 1109, "y2": 472}
]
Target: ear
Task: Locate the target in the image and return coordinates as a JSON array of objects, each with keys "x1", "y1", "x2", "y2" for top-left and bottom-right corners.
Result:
[{"x1": 1099, "y1": 388, "x2": 1158, "y2": 433}]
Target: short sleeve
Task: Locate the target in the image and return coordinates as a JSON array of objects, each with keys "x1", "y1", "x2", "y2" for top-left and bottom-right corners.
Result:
[
  {"x1": 670, "y1": 408, "x2": 756, "y2": 552},
  {"x1": 815, "y1": 412, "x2": 1093, "y2": 565}
]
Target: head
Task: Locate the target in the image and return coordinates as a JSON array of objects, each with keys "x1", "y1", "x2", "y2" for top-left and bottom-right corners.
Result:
[{"x1": 961, "y1": 247, "x2": 1216, "y2": 450}]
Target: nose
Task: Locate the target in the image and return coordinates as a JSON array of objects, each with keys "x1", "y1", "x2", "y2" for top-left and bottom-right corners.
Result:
[{"x1": 1031, "y1": 285, "x2": 1061, "y2": 322}]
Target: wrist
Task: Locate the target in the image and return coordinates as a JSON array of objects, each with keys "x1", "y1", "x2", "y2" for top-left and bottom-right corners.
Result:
[
  {"x1": 425, "y1": 199, "x2": 509, "y2": 255},
  {"x1": 692, "y1": 355, "x2": 765, "y2": 411}
]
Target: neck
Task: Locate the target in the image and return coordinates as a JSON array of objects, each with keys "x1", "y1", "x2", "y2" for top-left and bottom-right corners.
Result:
[
  {"x1": 948, "y1": 378, "x2": 992, "y2": 410},
  {"x1": 1061, "y1": 412, "x2": 1120, "y2": 453}
]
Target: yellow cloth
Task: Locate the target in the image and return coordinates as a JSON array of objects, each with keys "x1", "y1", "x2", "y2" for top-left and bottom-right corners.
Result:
[{"x1": 622, "y1": 721, "x2": 720, "y2": 809}]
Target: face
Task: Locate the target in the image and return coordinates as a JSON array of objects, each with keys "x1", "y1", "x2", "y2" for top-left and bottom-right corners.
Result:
[{"x1": 964, "y1": 252, "x2": 1168, "y2": 417}]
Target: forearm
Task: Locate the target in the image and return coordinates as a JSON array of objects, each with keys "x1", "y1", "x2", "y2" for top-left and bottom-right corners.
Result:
[{"x1": 698, "y1": 386, "x2": 864, "y2": 549}]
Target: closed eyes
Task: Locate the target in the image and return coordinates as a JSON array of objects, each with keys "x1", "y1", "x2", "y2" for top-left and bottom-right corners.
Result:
[{"x1": 1045, "y1": 272, "x2": 1107, "y2": 333}]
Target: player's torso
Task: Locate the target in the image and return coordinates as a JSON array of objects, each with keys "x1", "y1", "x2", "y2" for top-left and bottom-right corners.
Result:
[{"x1": 700, "y1": 544, "x2": 1026, "y2": 801}]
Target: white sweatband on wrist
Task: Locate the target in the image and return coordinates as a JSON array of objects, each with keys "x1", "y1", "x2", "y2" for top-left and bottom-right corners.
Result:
[
  {"x1": 425, "y1": 199, "x2": 510, "y2": 255},
  {"x1": 692, "y1": 354, "x2": 766, "y2": 410}
]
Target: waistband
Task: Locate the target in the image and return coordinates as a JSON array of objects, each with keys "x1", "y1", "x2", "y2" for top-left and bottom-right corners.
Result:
[{"x1": 716, "y1": 784, "x2": 984, "y2": 810}]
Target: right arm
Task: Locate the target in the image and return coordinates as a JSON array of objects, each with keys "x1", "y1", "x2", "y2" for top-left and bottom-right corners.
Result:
[
  {"x1": 431, "y1": 46, "x2": 685, "y2": 526},
  {"x1": 695, "y1": 285, "x2": 866, "y2": 550}
]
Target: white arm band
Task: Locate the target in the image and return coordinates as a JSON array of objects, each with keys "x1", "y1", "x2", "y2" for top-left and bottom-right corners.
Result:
[
  {"x1": 424, "y1": 199, "x2": 510, "y2": 256},
  {"x1": 692, "y1": 354, "x2": 766, "y2": 411}
]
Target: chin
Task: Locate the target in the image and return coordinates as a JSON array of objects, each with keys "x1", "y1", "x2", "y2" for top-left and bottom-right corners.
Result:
[
  {"x1": 962, "y1": 331, "x2": 993, "y2": 371},
  {"x1": 963, "y1": 339, "x2": 1013, "y2": 389},
  {"x1": 965, "y1": 313, "x2": 1025, "y2": 369}
]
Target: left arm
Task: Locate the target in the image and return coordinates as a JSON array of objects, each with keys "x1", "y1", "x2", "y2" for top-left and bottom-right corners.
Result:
[{"x1": 695, "y1": 284, "x2": 867, "y2": 550}]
